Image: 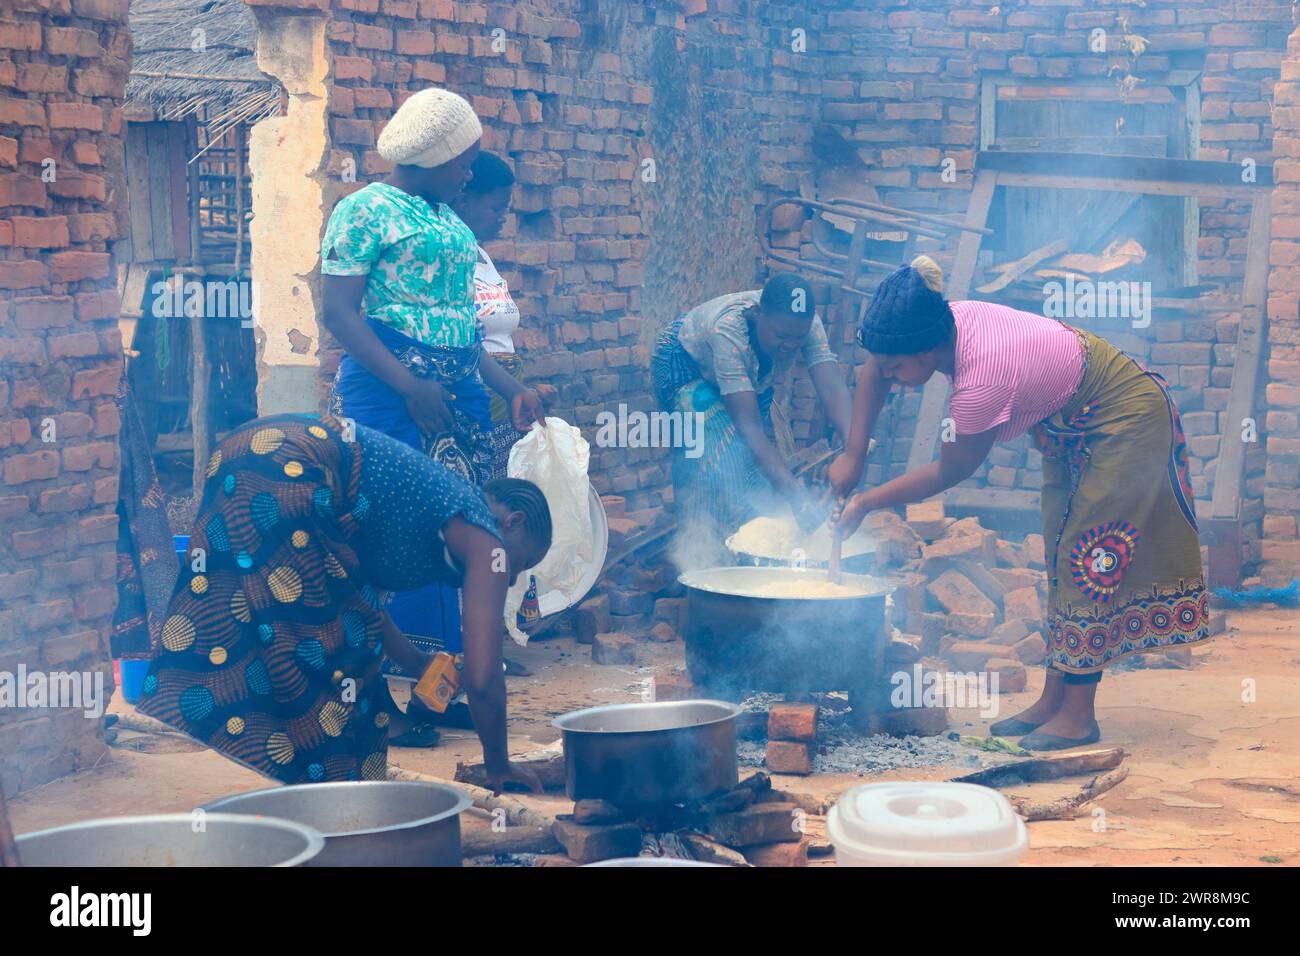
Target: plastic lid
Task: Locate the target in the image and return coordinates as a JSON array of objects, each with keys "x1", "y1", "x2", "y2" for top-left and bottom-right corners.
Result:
[{"x1": 827, "y1": 782, "x2": 1026, "y2": 865}]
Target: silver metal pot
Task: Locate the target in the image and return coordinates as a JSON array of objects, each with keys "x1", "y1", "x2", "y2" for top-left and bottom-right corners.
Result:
[
  {"x1": 554, "y1": 700, "x2": 740, "y2": 811},
  {"x1": 14, "y1": 813, "x2": 324, "y2": 867},
  {"x1": 679, "y1": 566, "x2": 895, "y2": 698},
  {"x1": 585, "y1": 857, "x2": 724, "y2": 867},
  {"x1": 202, "y1": 780, "x2": 472, "y2": 867}
]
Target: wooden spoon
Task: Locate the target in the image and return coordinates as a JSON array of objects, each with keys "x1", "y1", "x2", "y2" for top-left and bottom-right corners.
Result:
[
  {"x1": 0, "y1": 780, "x2": 21, "y2": 867},
  {"x1": 828, "y1": 496, "x2": 846, "y2": 584}
]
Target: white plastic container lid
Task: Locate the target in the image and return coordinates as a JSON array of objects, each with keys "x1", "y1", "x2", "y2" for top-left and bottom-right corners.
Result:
[{"x1": 827, "y1": 782, "x2": 1027, "y2": 867}]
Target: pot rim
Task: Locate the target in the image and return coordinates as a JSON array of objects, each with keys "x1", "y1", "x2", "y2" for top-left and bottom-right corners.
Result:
[
  {"x1": 201, "y1": 780, "x2": 473, "y2": 840},
  {"x1": 15, "y1": 812, "x2": 327, "y2": 867},
  {"x1": 552, "y1": 699, "x2": 741, "y2": 734}
]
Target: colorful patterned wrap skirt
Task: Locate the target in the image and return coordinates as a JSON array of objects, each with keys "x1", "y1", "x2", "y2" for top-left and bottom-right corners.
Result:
[
  {"x1": 330, "y1": 318, "x2": 493, "y2": 486},
  {"x1": 651, "y1": 316, "x2": 775, "y2": 534},
  {"x1": 137, "y1": 415, "x2": 392, "y2": 784},
  {"x1": 1033, "y1": 329, "x2": 1210, "y2": 674}
]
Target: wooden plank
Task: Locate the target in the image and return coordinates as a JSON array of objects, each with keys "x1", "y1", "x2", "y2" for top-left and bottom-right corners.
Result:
[
  {"x1": 1183, "y1": 79, "x2": 1201, "y2": 285},
  {"x1": 977, "y1": 239, "x2": 1068, "y2": 293},
  {"x1": 186, "y1": 117, "x2": 201, "y2": 268},
  {"x1": 979, "y1": 77, "x2": 997, "y2": 150},
  {"x1": 1001, "y1": 84, "x2": 1176, "y2": 104},
  {"x1": 189, "y1": 306, "x2": 210, "y2": 501},
  {"x1": 1210, "y1": 191, "x2": 1270, "y2": 521},
  {"x1": 145, "y1": 123, "x2": 175, "y2": 261},
  {"x1": 977, "y1": 149, "x2": 1272, "y2": 190},
  {"x1": 167, "y1": 122, "x2": 191, "y2": 263},
  {"x1": 124, "y1": 125, "x2": 155, "y2": 263},
  {"x1": 992, "y1": 170, "x2": 1261, "y2": 201},
  {"x1": 906, "y1": 168, "x2": 995, "y2": 475},
  {"x1": 995, "y1": 135, "x2": 1167, "y2": 156}
]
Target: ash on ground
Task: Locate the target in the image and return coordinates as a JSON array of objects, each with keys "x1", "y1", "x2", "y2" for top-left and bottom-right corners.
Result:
[{"x1": 737, "y1": 696, "x2": 1024, "y2": 776}]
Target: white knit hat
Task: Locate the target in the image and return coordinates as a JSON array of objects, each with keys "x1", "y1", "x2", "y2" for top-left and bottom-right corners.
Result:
[{"x1": 377, "y1": 87, "x2": 483, "y2": 168}]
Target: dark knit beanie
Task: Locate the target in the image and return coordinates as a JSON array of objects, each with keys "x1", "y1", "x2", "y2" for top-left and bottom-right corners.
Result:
[{"x1": 857, "y1": 260, "x2": 955, "y2": 355}]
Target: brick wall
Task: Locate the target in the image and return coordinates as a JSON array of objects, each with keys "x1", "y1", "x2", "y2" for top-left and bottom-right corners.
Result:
[
  {"x1": 1263, "y1": 14, "x2": 1300, "y2": 583},
  {"x1": 0, "y1": 0, "x2": 128, "y2": 796}
]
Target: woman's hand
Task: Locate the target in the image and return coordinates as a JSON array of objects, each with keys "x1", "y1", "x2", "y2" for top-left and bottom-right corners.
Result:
[
  {"x1": 484, "y1": 759, "x2": 545, "y2": 795},
  {"x1": 510, "y1": 387, "x2": 547, "y2": 432},
  {"x1": 400, "y1": 376, "x2": 455, "y2": 436},
  {"x1": 831, "y1": 492, "x2": 873, "y2": 538},
  {"x1": 827, "y1": 450, "x2": 865, "y2": 499}
]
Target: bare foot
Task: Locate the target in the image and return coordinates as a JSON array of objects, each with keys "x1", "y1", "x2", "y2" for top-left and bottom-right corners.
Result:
[{"x1": 1028, "y1": 712, "x2": 1098, "y2": 739}]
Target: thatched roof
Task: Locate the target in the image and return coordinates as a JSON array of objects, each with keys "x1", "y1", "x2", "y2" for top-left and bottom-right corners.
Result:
[{"x1": 128, "y1": 0, "x2": 279, "y2": 127}]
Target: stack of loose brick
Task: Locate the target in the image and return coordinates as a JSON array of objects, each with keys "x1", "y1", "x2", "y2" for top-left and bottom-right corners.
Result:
[
  {"x1": 573, "y1": 495, "x2": 682, "y2": 665},
  {"x1": 893, "y1": 501, "x2": 1050, "y2": 695},
  {"x1": 1, "y1": 0, "x2": 130, "y2": 796},
  {"x1": 765, "y1": 701, "x2": 818, "y2": 776}
]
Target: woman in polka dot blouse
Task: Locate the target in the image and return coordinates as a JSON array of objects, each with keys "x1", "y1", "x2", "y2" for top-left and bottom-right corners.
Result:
[{"x1": 137, "y1": 414, "x2": 552, "y2": 793}]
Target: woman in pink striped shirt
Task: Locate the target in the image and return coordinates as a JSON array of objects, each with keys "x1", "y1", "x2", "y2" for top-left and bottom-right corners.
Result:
[{"x1": 830, "y1": 257, "x2": 1209, "y2": 750}]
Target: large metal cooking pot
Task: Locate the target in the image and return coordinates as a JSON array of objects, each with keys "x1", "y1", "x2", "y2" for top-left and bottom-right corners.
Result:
[
  {"x1": 679, "y1": 566, "x2": 895, "y2": 697},
  {"x1": 202, "y1": 780, "x2": 472, "y2": 867},
  {"x1": 585, "y1": 857, "x2": 724, "y2": 867},
  {"x1": 554, "y1": 700, "x2": 740, "y2": 811},
  {"x1": 15, "y1": 813, "x2": 324, "y2": 867}
]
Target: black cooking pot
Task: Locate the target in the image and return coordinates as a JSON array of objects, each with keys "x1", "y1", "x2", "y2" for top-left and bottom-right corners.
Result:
[{"x1": 679, "y1": 566, "x2": 895, "y2": 697}]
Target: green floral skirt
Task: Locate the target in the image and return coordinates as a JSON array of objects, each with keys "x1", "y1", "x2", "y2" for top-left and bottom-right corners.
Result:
[{"x1": 1034, "y1": 330, "x2": 1210, "y2": 674}]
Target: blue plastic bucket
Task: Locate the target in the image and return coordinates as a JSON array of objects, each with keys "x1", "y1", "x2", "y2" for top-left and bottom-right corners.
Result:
[
  {"x1": 174, "y1": 534, "x2": 190, "y2": 566},
  {"x1": 118, "y1": 659, "x2": 151, "y2": 704}
]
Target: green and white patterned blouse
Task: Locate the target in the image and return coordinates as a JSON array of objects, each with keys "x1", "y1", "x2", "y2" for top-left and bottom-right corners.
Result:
[{"x1": 320, "y1": 182, "x2": 479, "y2": 349}]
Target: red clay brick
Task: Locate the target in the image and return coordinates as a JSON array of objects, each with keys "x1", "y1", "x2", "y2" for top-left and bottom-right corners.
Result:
[
  {"x1": 0, "y1": 19, "x2": 42, "y2": 50},
  {"x1": 0, "y1": 259, "x2": 49, "y2": 289},
  {"x1": 47, "y1": 171, "x2": 107, "y2": 200},
  {"x1": 14, "y1": 295, "x2": 74, "y2": 328},
  {"x1": 768, "y1": 703, "x2": 818, "y2": 742},
  {"x1": 48, "y1": 251, "x2": 110, "y2": 282},
  {"x1": 11, "y1": 215, "x2": 69, "y2": 248}
]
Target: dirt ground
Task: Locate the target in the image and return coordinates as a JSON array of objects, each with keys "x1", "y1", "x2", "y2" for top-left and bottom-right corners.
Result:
[{"x1": 9, "y1": 605, "x2": 1299, "y2": 866}]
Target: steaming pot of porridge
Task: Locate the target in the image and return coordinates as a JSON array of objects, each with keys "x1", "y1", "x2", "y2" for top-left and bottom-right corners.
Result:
[{"x1": 677, "y1": 566, "x2": 896, "y2": 700}]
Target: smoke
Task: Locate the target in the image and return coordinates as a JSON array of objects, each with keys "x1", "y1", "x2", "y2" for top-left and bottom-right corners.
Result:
[{"x1": 669, "y1": 519, "x2": 730, "y2": 575}]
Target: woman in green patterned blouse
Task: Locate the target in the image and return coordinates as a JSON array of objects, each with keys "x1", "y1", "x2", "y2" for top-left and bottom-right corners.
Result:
[{"x1": 320, "y1": 89, "x2": 545, "y2": 735}]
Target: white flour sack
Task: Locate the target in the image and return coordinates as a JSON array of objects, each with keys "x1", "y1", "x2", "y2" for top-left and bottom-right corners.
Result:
[{"x1": 503, "y1": 417, "x2": 595, "y2": 644}]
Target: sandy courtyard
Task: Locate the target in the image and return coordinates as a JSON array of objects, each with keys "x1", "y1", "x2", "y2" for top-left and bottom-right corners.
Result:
[{"x1": 8, "y1": 605, "x2": 1299, "y2": 866}]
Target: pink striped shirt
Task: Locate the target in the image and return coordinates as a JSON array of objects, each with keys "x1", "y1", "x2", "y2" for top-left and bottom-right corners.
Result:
[{"x1": 945, "y1": 300, "x2": 1084, "y2": 442}]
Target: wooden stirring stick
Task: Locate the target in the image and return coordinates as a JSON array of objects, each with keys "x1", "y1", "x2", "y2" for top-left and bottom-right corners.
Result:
[
  {"x1": 828, "y1": 495, "x2": 846, "y2": 584},
  {"x1": 0, "y1": 780, "x2": 21, "y2": 867},
  {"x1": 828, "y1": 529, "x2": 843, "y2": 584}
]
